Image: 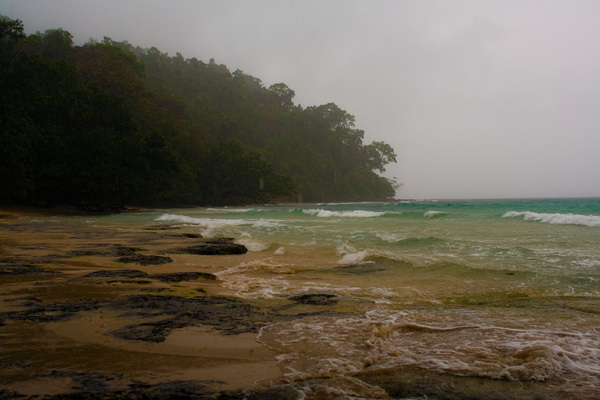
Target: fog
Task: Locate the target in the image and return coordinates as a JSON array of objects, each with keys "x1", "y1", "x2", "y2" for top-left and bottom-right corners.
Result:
[{"x1": 3, "y1": 0, "x2": 599, "y2": 199}]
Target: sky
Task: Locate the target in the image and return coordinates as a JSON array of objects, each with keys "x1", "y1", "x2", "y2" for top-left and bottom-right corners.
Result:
[{"x1": 2, "y1": 0, "x2": 600, "y2": 199}]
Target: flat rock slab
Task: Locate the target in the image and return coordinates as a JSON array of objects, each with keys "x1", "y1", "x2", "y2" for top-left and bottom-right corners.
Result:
[
  {"x1": 289, "y1": 293, "x2": 338, "y2": 306},
  {"x1": 0, "y1": 264, "x2": 61, "y2": 275},
  {"x1": 182, "y1": 238, "x2": 248, "y2": 255},
  {"x1": 85, "y1": 269, "x2": 149, "y2": 279},
  {"x1": 67, "y1": 245, "x2": 141, "y2": 257},
  {"x1": 153, "y1": 272, "x2": 216, "y2": 282},
  {"x1": 116, "y1": 254, "x2": 173, "y2": 266},
  {"x1": 84, "y1": 269, "x2": 217, "y2": 282}
]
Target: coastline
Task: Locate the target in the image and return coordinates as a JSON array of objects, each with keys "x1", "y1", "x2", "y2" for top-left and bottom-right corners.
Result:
[
  {"x1": 3, "y1": 202, "x2": 600, "y2": 399},
  {"x1": 0, "y1": 206, "x2": 288, "y2": 398}
]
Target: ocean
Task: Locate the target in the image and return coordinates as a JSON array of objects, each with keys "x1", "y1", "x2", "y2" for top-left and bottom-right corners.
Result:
[{"x1": 82, "y1": 198, "x2": 600, "y2": 397}]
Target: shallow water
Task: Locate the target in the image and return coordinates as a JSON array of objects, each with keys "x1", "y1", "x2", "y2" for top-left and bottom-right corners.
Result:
[{"x1": 13, "y1": 198, "x2": 600, "y2": 398}]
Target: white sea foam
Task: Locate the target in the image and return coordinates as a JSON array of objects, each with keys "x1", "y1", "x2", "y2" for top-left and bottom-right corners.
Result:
[
  {"x1": 503, "y1": 211, "x2": 600, "y2": 227},
  {"x1": 156, "y1": 213, "x2": 245, "y2": 226},
  {"x1": 214, "y1": 260, "x2": 294, "y2": 298},
  {"x1": 258, "y1": 308, "x2": 600, "y2": 396},
  {"x1": 251, "y1": 218, "x2": 281, "y2": 228},
  {"x1": 338, "y1": 251, "x2": 368, "y2": 264},
  {"x1": 155, "y1": 214, "x2": 246, "y2": 237},
  {"x1": 235, "y1": 233, "x2": 269, "y2": 252},
  {"x1": 303, "y1": 209, "x2": 390, "y2": 218},
  {"x1": 336, "y1": 243, "x2": 369, "y2": 264},
  {"x1": 424, "y1": 210, "x2": 447, "y2": 218},
  {"x1": 155, "y1": 214, "x2": 283, "y2": 238},
  {"x1": 572, "y1": 259, "x2": 600, "y2": 268},
  {"x1": 376, "y1": 232, "x2": 403, "y2": 243}
]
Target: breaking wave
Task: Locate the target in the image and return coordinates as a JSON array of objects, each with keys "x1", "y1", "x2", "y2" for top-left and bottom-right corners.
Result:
[
  {"x1": 155, "y1": 214, "x2": 281, "y2": 228},
  {"x1": 424, "y1": 210, "x2": 448, "y2": 218},
  {"x1": 156, "y1": 213, "x2": 244, "y2": 226},
  {"x1": 258, "y1": 309, "x2": 600, "y2": 396},
  {"x1": 302, "y1": 209, "x2": 398, "y2": 218},
  {"x1": 503, "y1": 211, "x2": 600, "y2": 227}
]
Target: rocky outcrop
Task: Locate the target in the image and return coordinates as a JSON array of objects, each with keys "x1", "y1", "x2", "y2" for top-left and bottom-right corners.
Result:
[
  {"x1": 289, "y1": 293, "x2": 338, "y2": 306},
  {"x1": 181, "y1": 238, "x2": 248, "y2": 255},
  {"x1": 116, "y1": 254, "x2": 173, "y2": 266},
  {"x1": 0, "y1": 264, "x2": 60, "y2": 275},
  {"x1": 84, "y1": 269, "x2": 217, "y2": 282}
]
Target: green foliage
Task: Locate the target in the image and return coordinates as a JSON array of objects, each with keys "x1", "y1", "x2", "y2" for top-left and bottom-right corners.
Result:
[
  {"x1": 34, "y1": 28, "x2": 74, "y2": 60},
  {"x1": 1, "y1": 18, "x2": 398, "y2": 208},
  {"x1": 197, "y1": 141, "x2": 295, "y2": 205},
  {"x1": 0, "y1": 16, "x2": 25, "y2": 40}
]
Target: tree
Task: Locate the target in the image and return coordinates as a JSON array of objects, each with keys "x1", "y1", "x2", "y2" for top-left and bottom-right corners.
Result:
[
  {"x1": 75, "y1": 40, "x2": 146, "y2": 103},
  {"x1": 0, "y1": 16, "x2": 25, "y2": 40},
  {"x1": 35, "y1": 28, "x2": 74, "y2": 60},
  {"x1": 197, "y1": 141, "x2": 294, "y2": 205},
  {"x1": 1, "y1": 18, "x2": 398, "y2": 207},
  {"x1": 268, "y1": 82, "x2": 295, "y2": 110},
  {"x1": 365, "y1": 141, "x2": 397, "y2": 172}
]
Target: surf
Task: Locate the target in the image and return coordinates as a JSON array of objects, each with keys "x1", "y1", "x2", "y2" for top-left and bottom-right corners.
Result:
[{"x1": 503, "y1": 211, "x2": 600, "y2": 227}]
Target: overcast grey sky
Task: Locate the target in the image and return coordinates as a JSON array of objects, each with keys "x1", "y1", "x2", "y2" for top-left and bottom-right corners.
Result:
[{"x1": 2, "y1": 0, "x2": 599, "y2": 199}]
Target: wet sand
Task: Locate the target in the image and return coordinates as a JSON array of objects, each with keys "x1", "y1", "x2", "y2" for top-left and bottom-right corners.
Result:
[{"x1": 0, "y1": 206, "x2": 291, "y2": 398}]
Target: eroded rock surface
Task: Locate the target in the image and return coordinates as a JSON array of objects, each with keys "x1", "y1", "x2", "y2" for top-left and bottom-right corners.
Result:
[{"x1": 182, "y1": 239, "x2": 248, "y2": 255}]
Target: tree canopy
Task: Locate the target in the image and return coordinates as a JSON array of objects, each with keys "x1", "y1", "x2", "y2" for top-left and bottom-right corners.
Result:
[{"x1": 0, "y1": 16, "x2": 398, "y2": 208}]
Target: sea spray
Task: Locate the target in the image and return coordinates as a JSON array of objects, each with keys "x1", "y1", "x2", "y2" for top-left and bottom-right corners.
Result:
[
  {"x1": 503, "y1": 211, "x2": 600, "y2": 227},
  {"x1": 302, "y1": 209, "x2": 394, "y2": 218}
]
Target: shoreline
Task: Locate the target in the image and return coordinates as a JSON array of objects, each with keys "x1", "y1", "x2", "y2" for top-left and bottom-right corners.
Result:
[
  {"x1": 0, "y1": 207, "x2": 293, "y2": 398},
  {"x1": 3, "y1": 205, "x2": 597, "y2": 399}
]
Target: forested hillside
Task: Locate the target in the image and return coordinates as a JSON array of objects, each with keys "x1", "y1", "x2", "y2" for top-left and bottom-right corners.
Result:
[{"x1": 0, "y1": 17, "x2": 398, "y2": 208}]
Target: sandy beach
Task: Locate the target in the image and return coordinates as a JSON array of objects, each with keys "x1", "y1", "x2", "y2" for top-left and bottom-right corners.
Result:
[
  {"x1": 0, "y1": 206, "x2": 295, "y2": 399},
  {"x1": 4, "y1": 202, "x2": 600, "y2": 399}
]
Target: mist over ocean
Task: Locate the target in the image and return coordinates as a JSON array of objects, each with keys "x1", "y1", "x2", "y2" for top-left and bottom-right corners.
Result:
[{"x1": 63, "y1": 198, "x2": 600, "y2": 397}]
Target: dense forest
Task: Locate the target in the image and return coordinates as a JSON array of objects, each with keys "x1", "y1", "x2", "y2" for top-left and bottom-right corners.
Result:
[{"x1": 0, "y1": 17, "x2": 398, "y2": 208}]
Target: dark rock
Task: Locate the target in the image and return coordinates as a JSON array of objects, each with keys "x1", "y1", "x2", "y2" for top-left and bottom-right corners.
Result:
[
  {"x1": 105, "y1": 280, "x2": 152, "y2": 285},
  {"x1": 0, "y1": 389, "x2": 26, "y2": 399},
  {"x1": 84, "y1": 269, "x2": 149, "y2": 279},
  {"x1": 108, "y1": 294, "x2": 280, "y2": 342},
  {"x1": 66, "y1": 250, "x2": 104, "y2": 257},
  {"x1": 1, "y1": 299, "x2": 102, "y2": 324},
  {"x1": 144, "y1": 225, "x2": 180, "y2": 231},
  {"x1": 3, "y1": 291, "x2": 349, "y2": 353},
  {"x1": 67, "y1": 245, "x2": 141, "y2": 257},
  {"x1": 37, "y1": 376, "x2": 217, "y2": 399},
  {"x1": 167, "y1": 233, "x2": 203, "y2": 238},
  {"x1": 116, "y1": 254, "x2": 173, "y2": 266},
  {"x1": 0, "y1": 264, "x2": 60, "y2": 275},
  {"x1": 182, "y1": 239, "x2": 247, "y2": 255},
  {"x1": 111, "y1": 246, "x2": 139, "y2": 256},
  {"x1": 152, "y1": 272, "x2": 217, "y2": 282},
  {"x1": 16, "y1": 297, "x2": 44, "y2": 306},
  {"x1": 83, "y1": 270, "x2": 215, "y2": 282},
  {"x1": 39, "y1": 370, "x2": 123, "y2": 393},
  {"x1": 289, "y1": 293, "x2": 338, "y2": 306}
]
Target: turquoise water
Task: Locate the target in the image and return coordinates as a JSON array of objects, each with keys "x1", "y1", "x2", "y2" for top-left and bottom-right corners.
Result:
[
  {"x1": 146, "y1": 198, "x2": 600, "y2": 291},
  {"x1": 94, "y1": 198, "x2": 600, "y2": 397}
]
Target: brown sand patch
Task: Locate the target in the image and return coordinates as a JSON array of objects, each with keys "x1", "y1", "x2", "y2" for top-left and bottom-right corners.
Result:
[
  {"x1": 0, "y1": 208, "x2": 284, "y2": 397},
  {"x1": 0, "y1": 207, "x2": 349, "y2": 398}
]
